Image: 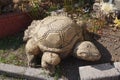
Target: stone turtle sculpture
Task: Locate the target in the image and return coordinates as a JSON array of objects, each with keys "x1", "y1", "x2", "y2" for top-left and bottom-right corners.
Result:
[{"x1": 23, "y1": 16, "x2": 101, "y2": 74}]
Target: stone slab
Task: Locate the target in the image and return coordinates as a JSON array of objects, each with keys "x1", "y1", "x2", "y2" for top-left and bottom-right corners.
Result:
[
  {"x1": 0, "y1": 63, "x2": 54, "y2": 80},
  {"x1": 114, "y1": 0, "x2": 120, "y2": 10},
  {"x1": 114, "y1": 62, "x2": 120, "y2": 72},
  {"x1": 79, "y1": 63, "x2": 120, "y2": 80}
]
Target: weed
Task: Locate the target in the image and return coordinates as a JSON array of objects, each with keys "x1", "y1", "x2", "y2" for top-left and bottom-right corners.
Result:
[
  {"x1": 0, "y1": 57, "x2": 7, "y2": 63},
  {"x1": 0, "y1": 32, "x2": 27, "y2": 66},
  {"x1": 114, "y1": 17, "x2": 120, "y2": 28},
  {"x1": 49, "y1": 5, "x2": 58, "y2": 11},
  {"x1": 54, "y1": 65, "x2": 62, "y2": 80},
  {"x1": 63, "y1": 0, "x2": 74, "y2": 12},
  {"x1": 88, "y1": 18, "x2": 105, "y2": 33}
]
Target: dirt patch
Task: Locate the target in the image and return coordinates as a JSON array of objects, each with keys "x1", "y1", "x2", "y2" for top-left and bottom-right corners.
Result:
[{"x1": 95, "y1": 27, "x2": 120, "y2": 62}]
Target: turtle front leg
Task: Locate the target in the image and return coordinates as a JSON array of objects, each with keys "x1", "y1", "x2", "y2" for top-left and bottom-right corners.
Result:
[
  {"x1": 73, "y1": 41, "x2": 101, "y2": 61},
  {"x1": 26, "y1": 39, "x2": 41, "y2": 67},
  {"x1": 41, "y1": 52, "x2": 61, "y2": 75},
  {"x1": 26, "y1": 53, "x2": 35, "y2": 67}
]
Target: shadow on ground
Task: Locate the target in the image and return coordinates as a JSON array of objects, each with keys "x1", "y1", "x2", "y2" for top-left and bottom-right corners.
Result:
[
  {"x1": 59, "y1": 34, "x2": 112, "y2": 80},
  {"x1": 0, "y1": 32, "x2": 25, "y2": 50}
]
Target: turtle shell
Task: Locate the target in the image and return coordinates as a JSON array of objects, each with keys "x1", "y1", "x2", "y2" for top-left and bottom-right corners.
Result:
[{"x1": 34, "y1": 16, "x2": 83, "y2": 56}]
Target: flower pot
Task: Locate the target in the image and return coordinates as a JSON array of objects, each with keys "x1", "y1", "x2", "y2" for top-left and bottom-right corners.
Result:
[{"x1": 0, "y1": 12, "x2": 32, "y2": 38}]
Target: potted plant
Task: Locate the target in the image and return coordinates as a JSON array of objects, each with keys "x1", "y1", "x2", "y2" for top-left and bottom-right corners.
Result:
[
  {"x1": 0, "y1": 0, "x2": 47, "y2": 38},
  {"x1": 0, "y1": 12, "x2": 32, "y2": 38},
  {"x1": 0, "y1": 0, "x2": 32, "y2": 38}
]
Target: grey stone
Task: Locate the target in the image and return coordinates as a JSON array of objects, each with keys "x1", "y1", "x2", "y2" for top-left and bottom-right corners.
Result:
[
  {"x1": 25, "y1": 68, "x2": 53, "y2": 80},
  {"x1": 79, "y1": 63, "x2": 120, "y2": 80},
  {"x1": 114, "y1": 0, "x2": 120, "y2": 10},
  {"x1": 0, "y1": 63, "x2": 54, "y2": 80},
  {"x1": 114, "y1": 62, "x2": 120, "y2": 72},
  {"x1": 0, "y1": 63, "x2": 26, "y2": 76}
]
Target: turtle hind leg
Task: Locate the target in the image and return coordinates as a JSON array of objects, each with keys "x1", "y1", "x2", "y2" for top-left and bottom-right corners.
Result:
[
  {"x1": 41, "y1": 52, "x2": 61, "y2": 75},
  {"x1": 73, "y1": 41, "x2": 101, "y2": 61},
  {"x1": 26, "y1": 38, "x2": 42, "y2": 67}
]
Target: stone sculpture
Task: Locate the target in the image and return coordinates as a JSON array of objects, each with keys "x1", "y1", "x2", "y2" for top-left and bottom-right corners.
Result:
[{"x1": 23, "y1": 16, "x2": 101, "y2": 74}]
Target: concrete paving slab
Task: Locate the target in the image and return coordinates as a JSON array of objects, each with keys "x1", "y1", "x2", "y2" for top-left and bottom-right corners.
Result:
[
  {"x1": 114, "y1": 62, "x2": 120, "y2": 72},
  {"x1": 0, "y1": 63, "x2": 54, "y2": 80},
  {"x1": 79, "y1": 63, "x2": 120, "y2": 80}
]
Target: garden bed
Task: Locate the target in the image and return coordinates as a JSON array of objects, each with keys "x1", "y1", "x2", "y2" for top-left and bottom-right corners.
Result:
[
  {"x1": 0, "y1": 12, "x2": 32, "y2": 38},
  {"x1": 0, "y1": 26, "x2": 120, "y2": 80},
  {"x1": 0, "y1": 32, "x2": 27, "y2": 67}
]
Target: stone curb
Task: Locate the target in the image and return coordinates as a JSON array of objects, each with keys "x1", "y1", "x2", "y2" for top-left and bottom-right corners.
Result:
[
  {"x1": 79, "y1": 62, "x2": 120, "y2": 80},
  {"x1": 0, "y1": 63, "x2": 54, "y2": 80},
  {"x1": 1, "y1": 62, "x2": 120, "y2": 80}
]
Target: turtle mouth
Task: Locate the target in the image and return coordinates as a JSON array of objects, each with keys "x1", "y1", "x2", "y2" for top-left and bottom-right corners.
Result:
[{"x1": 78, "y1": 52, "x2": 101, "y2": 61}]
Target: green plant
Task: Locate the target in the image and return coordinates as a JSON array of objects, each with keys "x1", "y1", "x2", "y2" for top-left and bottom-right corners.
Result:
[
  {"x1": 63, "y1": 0, "x2": 73, "y2": 12},
  {"x1": 54, "y1": 65, "x2": 62, "y2": 80},
  {"x1": 78, "y1": 0, "x2": 84, "y2": 7},
  {"x1": 49, "y1": 5, "x2": 58, "y2": 11},
  {"x1": 114, "y1": 17, "x2": 120, "y2": 28},
  {"x1": 0, "y1": 32, "x2": 27, "y2": 66},
  {"x1": 27, "y1": 0, "x2": 47, "y2": 20},
  {"x1": 17, "y1": 0, "x2": 47, "y2": 20},
  {"x1": 88, "y1": 18, "x2": 105, "y2": 33},
  {"x1": 0, "y1": 57, "x2": 7, "y2": 63}
]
